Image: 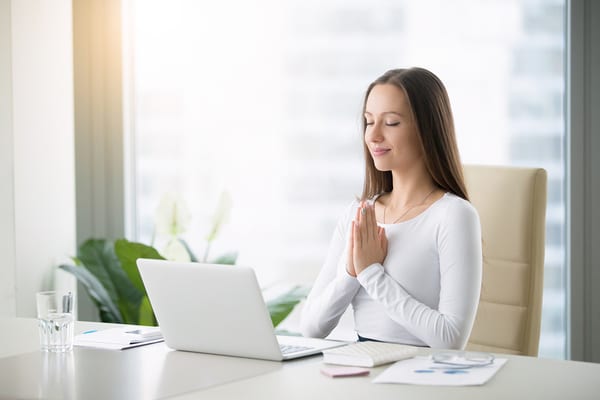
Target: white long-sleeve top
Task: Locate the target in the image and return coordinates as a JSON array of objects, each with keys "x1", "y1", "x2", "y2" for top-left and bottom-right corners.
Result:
[{"x1": 300, "y1": 193, "x2": 482, "y2": 349}]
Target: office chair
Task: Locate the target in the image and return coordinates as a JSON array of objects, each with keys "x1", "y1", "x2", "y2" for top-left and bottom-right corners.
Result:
[{"x1": 463, "y1": 165, "x2": 547, "y2": 356}]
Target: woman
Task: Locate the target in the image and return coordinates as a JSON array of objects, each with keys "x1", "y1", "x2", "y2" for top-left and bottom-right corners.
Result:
[{"x1": 300, "y1": 68, "x2": 482, "y2": 349}]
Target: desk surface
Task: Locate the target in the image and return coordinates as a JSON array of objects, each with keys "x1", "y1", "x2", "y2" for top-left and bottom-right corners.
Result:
[{"x1": 1, "y1": 318, "x2": 598, "y2": 399}]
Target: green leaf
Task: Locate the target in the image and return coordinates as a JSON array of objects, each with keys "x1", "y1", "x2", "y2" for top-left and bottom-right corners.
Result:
[
  {"x1": 77, "y1": 239, "x2": 121, "y2": 303},
  {"x1": 266, "y1": 285, "x2": 310, "y2": 327},
  {"x1": 211, "y1": 251, "x2": 238, "y2": 265},
  {"x1": 58, "y1": 264, "x2": 123, "y2": 323},
  {"x1": 77, "y1": 239, "x2": 143, "y2": 324},
  {"x1": 138, "y1": 295, "x2": 157, "y2": 326},
  {"x1": 205, "y1": 191, "x2": 232, "y2": 242},
  {"x1": 114, "y1": 239, "x2": 164, "y2": 295},
  {"x1": 178, "y1": 238, "x2": 199, "y2": 262}
]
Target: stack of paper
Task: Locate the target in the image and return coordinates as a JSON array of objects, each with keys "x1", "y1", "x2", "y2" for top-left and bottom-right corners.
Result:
[
  {"x1": 373, "y1": 356, "x2": 508, "y2": 386},
  {"x1": 75, "y1": 327, "x2": 164, "y2": 350}
]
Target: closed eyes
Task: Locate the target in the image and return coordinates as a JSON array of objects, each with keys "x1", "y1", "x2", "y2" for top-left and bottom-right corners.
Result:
[{"x1": 365, "y1": 121, "x2": 400, "y2": 127}]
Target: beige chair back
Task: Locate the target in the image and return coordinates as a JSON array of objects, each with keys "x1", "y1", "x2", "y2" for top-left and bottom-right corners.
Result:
[{"x1": 463, "y1": 165, "x2": 547, "y2": 356}]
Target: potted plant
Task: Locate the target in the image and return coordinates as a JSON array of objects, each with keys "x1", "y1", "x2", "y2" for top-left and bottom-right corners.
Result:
[{"x1": 59, "y1": 193, "x2": 308, "y2": 328}]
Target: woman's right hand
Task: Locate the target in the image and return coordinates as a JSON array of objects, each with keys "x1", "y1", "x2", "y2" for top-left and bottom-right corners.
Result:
[{"x1": 353, "y1": 202, "x2": 388, "y2": 275}]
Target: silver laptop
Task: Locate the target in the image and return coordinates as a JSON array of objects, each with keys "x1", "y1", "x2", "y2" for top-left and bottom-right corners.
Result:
[{"x1": 137, "y1": 259, "x2": 345, "y2": 361}]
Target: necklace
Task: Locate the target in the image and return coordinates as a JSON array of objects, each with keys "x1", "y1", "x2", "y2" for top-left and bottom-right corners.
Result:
[{"x1": 383, "y1": 188, "x2": 437, "y2": 224}]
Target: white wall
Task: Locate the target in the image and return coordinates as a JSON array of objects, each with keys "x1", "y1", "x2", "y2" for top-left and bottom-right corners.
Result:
[
  {"x1": 0, "y1": 0, "x2": 76, "y2": 317},
  {"x1": 0, "y1": 0, "x2": 17, "y2": 317}
]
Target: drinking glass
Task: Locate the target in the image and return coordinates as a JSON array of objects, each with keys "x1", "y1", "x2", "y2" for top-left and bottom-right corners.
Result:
[{"x1": 36, "y1": 291, "x2": 74, "y2": 352}]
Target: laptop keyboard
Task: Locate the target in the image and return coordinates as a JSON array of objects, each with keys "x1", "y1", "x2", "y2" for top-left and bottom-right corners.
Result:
[{"x1": 280, "y1": 344, "x2": 313, "y2": 355}]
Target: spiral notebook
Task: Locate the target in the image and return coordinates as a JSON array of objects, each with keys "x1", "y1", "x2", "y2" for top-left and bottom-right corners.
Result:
[{"x1": 322, "y1": 342, "x2": 418, "y2": 367}]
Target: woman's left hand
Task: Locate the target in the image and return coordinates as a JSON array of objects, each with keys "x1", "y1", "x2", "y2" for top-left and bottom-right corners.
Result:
[{"x1": 353, "y1": 202, "x2": 388, "y2": 275}]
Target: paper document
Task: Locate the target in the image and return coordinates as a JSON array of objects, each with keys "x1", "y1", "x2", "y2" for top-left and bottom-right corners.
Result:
[
  {"x1": 373, "y1": 356, "x2": 507, "y2": 386},
  {"x1": 74, "y1": 327, "x2": 164, "y2": 350}
]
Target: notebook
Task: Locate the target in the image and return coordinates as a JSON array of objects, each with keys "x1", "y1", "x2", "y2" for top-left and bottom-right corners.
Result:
[
  {"x1": 74, "y1": 326, "x2": 164, "y2": 350},
  {"x1": 137, "y1": 258, "x2": 346, "y2": 361},
  {"x1": 322, "y1": 341, "x2": 418, "y2": 367}
]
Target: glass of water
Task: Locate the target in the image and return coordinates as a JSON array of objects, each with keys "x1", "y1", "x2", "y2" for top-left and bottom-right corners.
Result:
[{"x1": 36, "y1": 291, "x2": 74, "y2": 352}]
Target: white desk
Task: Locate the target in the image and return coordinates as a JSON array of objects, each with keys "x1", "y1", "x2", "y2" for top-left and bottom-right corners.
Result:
[{"x1": 1, "y1": 318, "x2": 598, "y2": 399}]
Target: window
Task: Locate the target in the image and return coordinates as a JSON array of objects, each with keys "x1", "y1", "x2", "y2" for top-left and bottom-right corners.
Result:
[{"x1": 123, "y1": 0, "x2": 566, "y2": 358}]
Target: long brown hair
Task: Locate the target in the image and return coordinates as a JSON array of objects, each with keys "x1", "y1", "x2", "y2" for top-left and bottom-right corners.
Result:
[{"x1": 360, "y1": 67, "x2": 469, "y2": 202}]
